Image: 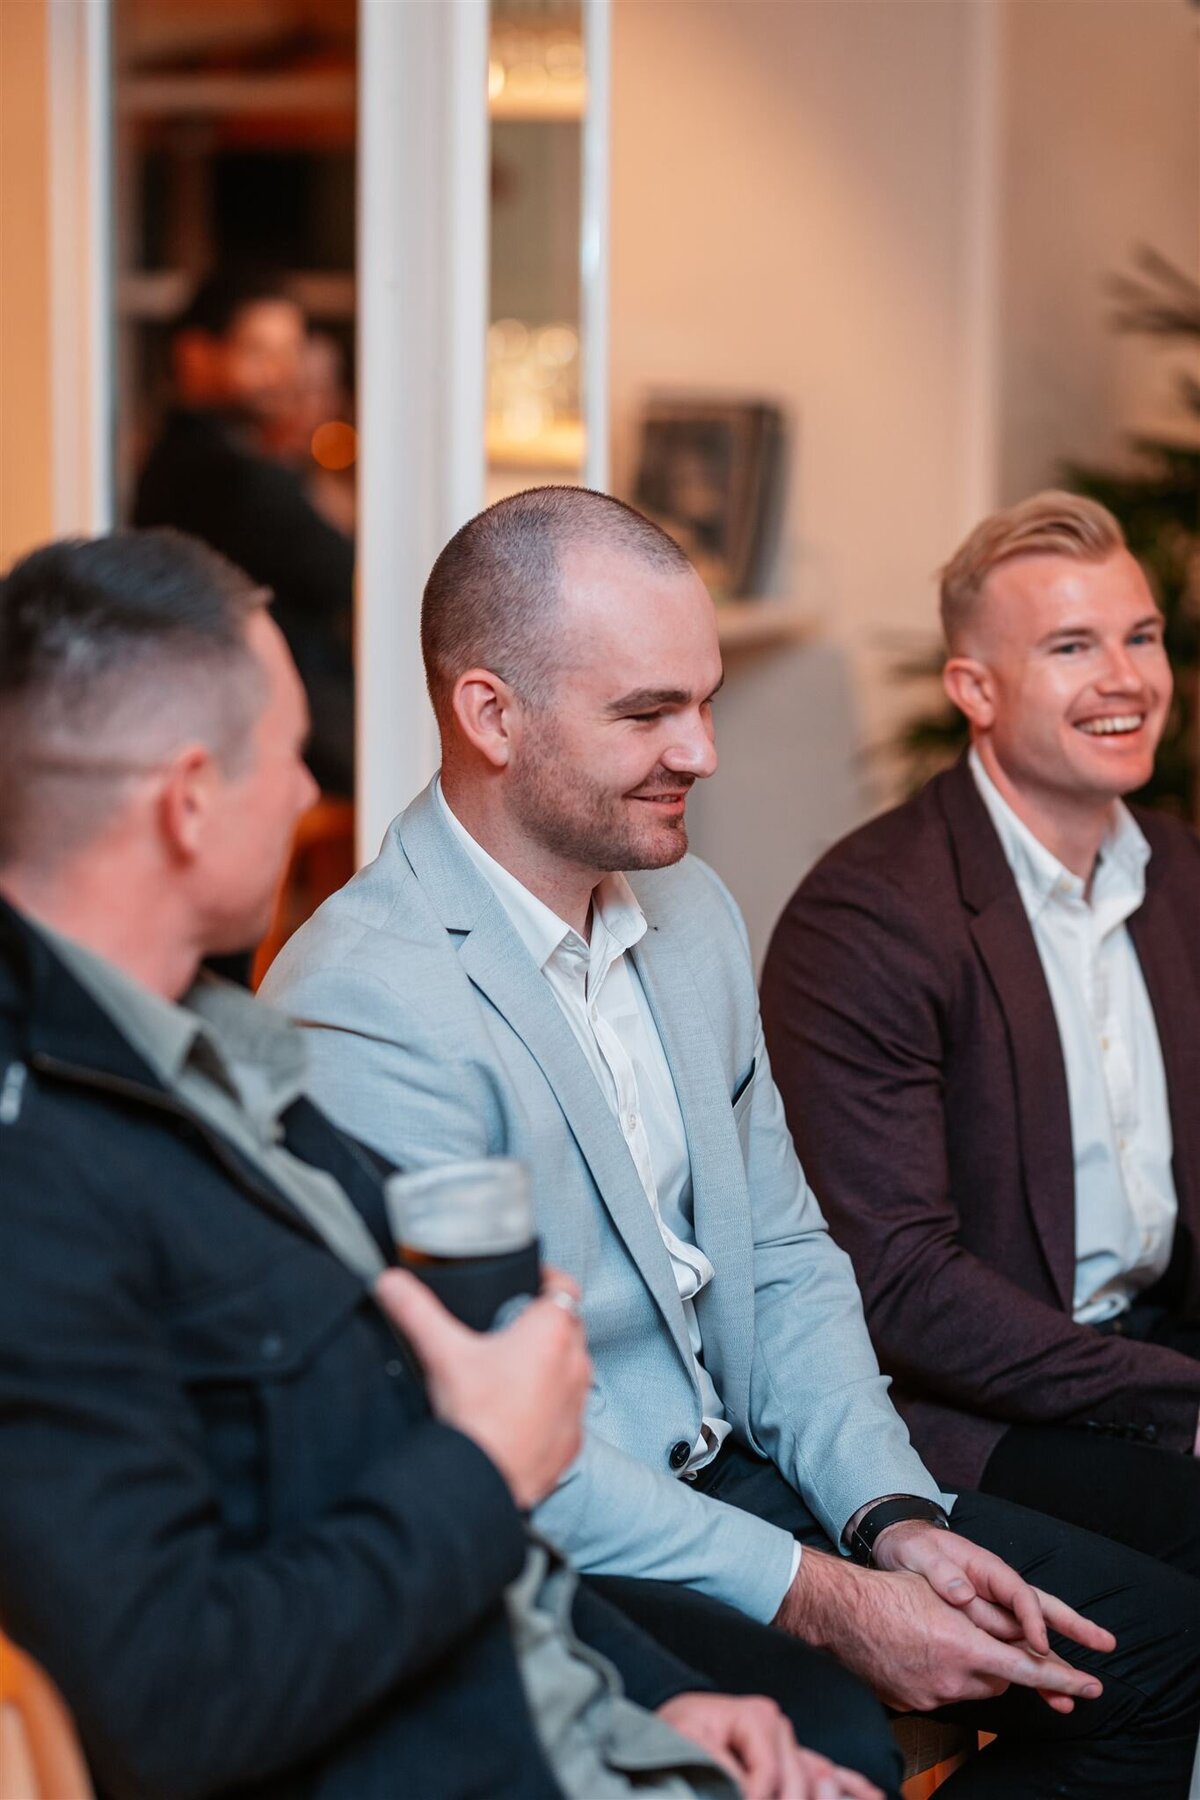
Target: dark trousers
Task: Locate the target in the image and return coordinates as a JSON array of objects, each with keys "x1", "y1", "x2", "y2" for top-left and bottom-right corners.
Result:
[
  {"x1": 604, "y1": 1442, "x2": 1200, "y2": 1799},
  {"x1": 588, "y1": 1574, "x2": 904, "y2": 1798},
  {"x1": 981, "y1": 1306, "x2": 1200, "y2": 1581}
]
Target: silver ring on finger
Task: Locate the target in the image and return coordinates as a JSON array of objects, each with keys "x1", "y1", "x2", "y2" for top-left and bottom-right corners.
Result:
[{"x1": 546, "y1": 1288, "x2": 583, "y2": 1323}]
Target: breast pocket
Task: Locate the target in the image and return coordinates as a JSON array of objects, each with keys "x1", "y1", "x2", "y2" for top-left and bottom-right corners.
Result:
[
  {"x1": 731, "y1": 1059, "x2": 756, "y2": 1158},
  {"x1": 164, "y1": 1244, "x2": 369, "y2": 1543}
]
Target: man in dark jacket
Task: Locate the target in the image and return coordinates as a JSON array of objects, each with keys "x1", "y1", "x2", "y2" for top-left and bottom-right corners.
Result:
[
  {"x1": 763, "y1": 490, "x2": 1200, "y2": 1585},
  {"x1": 133, "y1": 271, "x2": 354, "y2": 796},
  {"x1": 0, "y1": 530, "x2": 884, "y2": 1800}
]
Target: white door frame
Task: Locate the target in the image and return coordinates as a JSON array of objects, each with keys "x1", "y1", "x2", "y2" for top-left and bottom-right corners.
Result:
[
  {"x1": 581, "y1": 0, "x2": 611, "y2": 494},
  {"x1": 357, "y1": 0, "x2": 612, "y2": 858},
  {"x1": 356, "y1": 0, "x2": 490, "y2": 862},
  {"x1": 47, "y1": 0, "x2": 114, "y2": 534}
]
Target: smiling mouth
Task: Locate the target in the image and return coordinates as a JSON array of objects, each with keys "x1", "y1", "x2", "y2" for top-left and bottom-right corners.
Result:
[{"x1": 1075, "y1": 714, "x2": 1146, "y2": 737}]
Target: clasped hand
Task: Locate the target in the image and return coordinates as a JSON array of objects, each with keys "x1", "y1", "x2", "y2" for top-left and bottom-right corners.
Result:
[{"x1": 775, "y1": 1522, "x2": 1114, "y2": 1717}]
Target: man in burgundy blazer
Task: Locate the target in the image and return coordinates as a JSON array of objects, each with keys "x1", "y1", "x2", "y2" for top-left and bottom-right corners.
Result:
[{"x1": 761, "y1": 491, "x2": 1200, "y2": 1580}]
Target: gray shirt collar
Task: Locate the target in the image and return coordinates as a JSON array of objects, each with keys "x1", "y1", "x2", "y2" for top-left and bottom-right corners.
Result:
[{"x1": 41, "y1": 926, "x2": 308, "y2": 1126}]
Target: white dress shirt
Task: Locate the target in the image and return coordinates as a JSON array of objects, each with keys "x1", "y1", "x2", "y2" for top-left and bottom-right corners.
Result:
[
  {"x1": 969, "y1": 750, "x2": 1178, "y2": 1323},
  {"x1": 436, "y1": 781, "x2": 732, "y2": 1470}
]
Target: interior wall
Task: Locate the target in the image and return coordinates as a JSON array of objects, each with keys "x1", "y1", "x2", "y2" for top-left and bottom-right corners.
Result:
[
  {"x1": 609, "y1": 0, "x2": 988, "y2": 960},
  {"x1": 1, "y1": 0, "x2": 54, "y2": 564},
  {"x1": 998, "y1": 0, "x2": 1200, "y2": 501}
]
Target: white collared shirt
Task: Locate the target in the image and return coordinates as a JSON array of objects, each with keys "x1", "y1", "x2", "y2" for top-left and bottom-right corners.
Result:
[
  {"x1": 969, "y1": 749, "x2": 1178, "y2": 1323},
  {"x1": 436, "y1": 780, "x2": 731, "y2": 1470}
]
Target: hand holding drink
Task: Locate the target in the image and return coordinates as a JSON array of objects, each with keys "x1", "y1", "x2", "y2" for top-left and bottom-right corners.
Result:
[
  {"x1": 375, "y1": 1262, "x2": 591, "y2": 1509},
  {"x1": 377, "y1": 1157, "x2": 589, "y2": 1507},
  {"x1": 384, "y1": 1157, "x2": 540, "y2": 1332}
]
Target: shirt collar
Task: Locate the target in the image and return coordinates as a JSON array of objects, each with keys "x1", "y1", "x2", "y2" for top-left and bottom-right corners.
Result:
[
  {"x1": 435, "y1": 776, "x2": 647, "y2": 970},
  {"x1": 40, "y1": 923, "x2": 308, "y2": 1116},
  {"x1": 968, "y1": 746, "x2": 1149, "y2": 919}
]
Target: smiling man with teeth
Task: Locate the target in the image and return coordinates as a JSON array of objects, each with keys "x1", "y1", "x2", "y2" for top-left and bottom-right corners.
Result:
[{"x1": 764, "y1": 489, "x2": 1200, "y2": 1595}]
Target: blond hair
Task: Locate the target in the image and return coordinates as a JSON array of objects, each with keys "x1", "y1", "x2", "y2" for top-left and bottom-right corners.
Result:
[{"x1": 940, "y1": 490, "x2": 1125, "y2": 649}]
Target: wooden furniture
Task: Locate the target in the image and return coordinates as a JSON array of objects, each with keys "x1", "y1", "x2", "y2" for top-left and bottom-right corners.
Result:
[
  {"x1": 897, "y1": 1719, "x2": 987, "y2": 1797},
  {"x1": 0, "y1": 1633, "x2": 92, "y2": 1800}
]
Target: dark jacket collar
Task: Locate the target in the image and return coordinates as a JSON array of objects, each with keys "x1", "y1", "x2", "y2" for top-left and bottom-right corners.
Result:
[
  {"x1": 0, "y1": 896, "x2": 169, "y2": 1095},
  {"x1": 932, "y1": 756, "x2": 1077, "y2": 1305},
  {"x1": 935, "y1": 753, "x2": 1029, "y2": 915},
  {"x1": 930, "y1": 753, "x2": 1200, "y2": 1308},
  {"x1": 935, "y1": 750, "x2": 1171, "y2": 913},
  {"x1": 0, "y1": 896, "x2": 396, "y2": 1262}
]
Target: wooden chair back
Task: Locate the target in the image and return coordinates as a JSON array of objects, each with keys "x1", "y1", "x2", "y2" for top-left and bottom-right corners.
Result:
[
  {"x1": 252, "y1": 796, "x2": 356, "y2": 988},
  {"x1": 0, "y1": 1632, "x2": 92, "y2": 1800}
]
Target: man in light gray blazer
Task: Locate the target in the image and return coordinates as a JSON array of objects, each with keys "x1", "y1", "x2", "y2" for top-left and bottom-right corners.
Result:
[{"x1": 263, "y1": 487, "x2": 1200, "y2": 1798}]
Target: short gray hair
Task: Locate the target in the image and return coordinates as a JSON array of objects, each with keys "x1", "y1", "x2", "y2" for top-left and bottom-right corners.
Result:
[{"x1": 0, "y1": 529, "x2": 268, "y2": 869}]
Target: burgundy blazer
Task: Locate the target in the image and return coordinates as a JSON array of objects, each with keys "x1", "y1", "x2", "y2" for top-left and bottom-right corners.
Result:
[{"x1": 761, "y1": 756, "x2": 1200, "y2": 1489}]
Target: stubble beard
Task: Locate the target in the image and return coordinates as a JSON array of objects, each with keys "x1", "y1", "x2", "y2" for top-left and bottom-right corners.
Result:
[{"x1": 510, "y1": 730, "x2": 690, "y2": 875}]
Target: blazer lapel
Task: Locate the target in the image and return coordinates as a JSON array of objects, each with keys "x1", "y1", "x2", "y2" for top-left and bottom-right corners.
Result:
[
  {"x1": 1128, "y1": 840, "x2": 1200, "y2": 1243},
  {"x1": 939, "y1": 761, "x2": 1076, "y2": 1309},
  {"x1": 628, "y1": 897, "x2": 756, "y2": 1419},
  {"x1": 397, "y1": 789, "x2": 696, "y2": 1375}
]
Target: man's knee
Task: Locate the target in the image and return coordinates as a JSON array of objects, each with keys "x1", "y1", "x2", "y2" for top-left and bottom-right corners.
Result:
[{"x1": 950, "y1": 1489, "x2": 1200, "y2": 1727}]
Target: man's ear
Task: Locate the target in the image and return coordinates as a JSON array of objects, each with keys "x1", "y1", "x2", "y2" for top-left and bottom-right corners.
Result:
[
  {"x1": 451, "y1": 667, "x2": 519, "y2": 770},
  {"x1": 942, "y1": 656, "x2": 996, "y2": 731},
  {"x1": 158, "y1": 744, "x2": 219, "y2": 860}
]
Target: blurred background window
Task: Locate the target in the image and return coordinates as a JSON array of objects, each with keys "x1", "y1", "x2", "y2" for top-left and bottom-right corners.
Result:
[
  {"x1": 487, "y1": 0, "x2": 586, "y2": 501},
  {"x1": 114, "y1": 0, "x2": 357, "y2": 522}
]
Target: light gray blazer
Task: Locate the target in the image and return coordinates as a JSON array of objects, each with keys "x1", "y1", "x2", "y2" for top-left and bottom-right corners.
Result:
[{"x1": 262, "y1": 783, "x2": 942, "y2": 1622}]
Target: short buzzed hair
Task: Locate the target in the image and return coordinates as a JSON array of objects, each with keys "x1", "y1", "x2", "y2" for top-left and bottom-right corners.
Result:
[
  {"x1": 940, "y1": 490, "x2": 1126, "y2": 650},
  {"x1": 0, "y1": 530, "x2": 268, "y2": 870},
  {"x1": 420, "y1": 486, "x2": 692, "y2": 721}
]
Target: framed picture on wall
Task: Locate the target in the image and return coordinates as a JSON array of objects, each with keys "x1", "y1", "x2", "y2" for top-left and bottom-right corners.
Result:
[{"x1": 632, "y1": 396, "x2": 786, "y2": 600}]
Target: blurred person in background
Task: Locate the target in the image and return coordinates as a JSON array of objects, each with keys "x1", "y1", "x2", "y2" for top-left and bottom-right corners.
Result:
[
  {"x1": 268, "y1": 329, "x2": 358, "y2": 539},
  {"x1": 134, "y1": 269, "x2": 354, "y2": 799}
]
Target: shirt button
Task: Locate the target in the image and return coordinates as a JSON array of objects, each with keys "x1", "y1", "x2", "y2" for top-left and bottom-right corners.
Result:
[
  {"x1": 385, "y1": 1359, "x2": 404, "y2": 1380},
  {"x1": 626, "y1": 1112, "x2": 638, "y2": 1132},
  {"x1": 668, "y1": 1440, "x2": 691, "y2": 1471},
  {"x1": 260, "y1": 1333, "x2": 284, "y2": 1362}
]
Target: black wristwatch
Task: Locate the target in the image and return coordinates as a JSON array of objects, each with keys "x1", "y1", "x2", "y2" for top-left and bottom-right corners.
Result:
[{"x1": 847, "y1": 1496, "x2": 950, "y2": 1567}]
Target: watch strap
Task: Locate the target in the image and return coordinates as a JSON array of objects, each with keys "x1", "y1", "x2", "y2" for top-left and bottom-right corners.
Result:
[{"x1": 847, "y1": 1496, "x2": 950, "y2": 1567}]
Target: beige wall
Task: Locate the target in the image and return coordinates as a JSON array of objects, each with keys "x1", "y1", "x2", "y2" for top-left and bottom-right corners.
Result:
[
  {"x1": 609, "y1": 0, "x2": 1199, "y2": 960},
  {"x1": 609, "y1": 0, "x2": 987, "y2": 956},
  {"x1": 998, "y1": 0, "x2": 1200, "y2": 499},
  {"x1": 1, "y1": 0, "x2": 53, "y2": 564}
]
